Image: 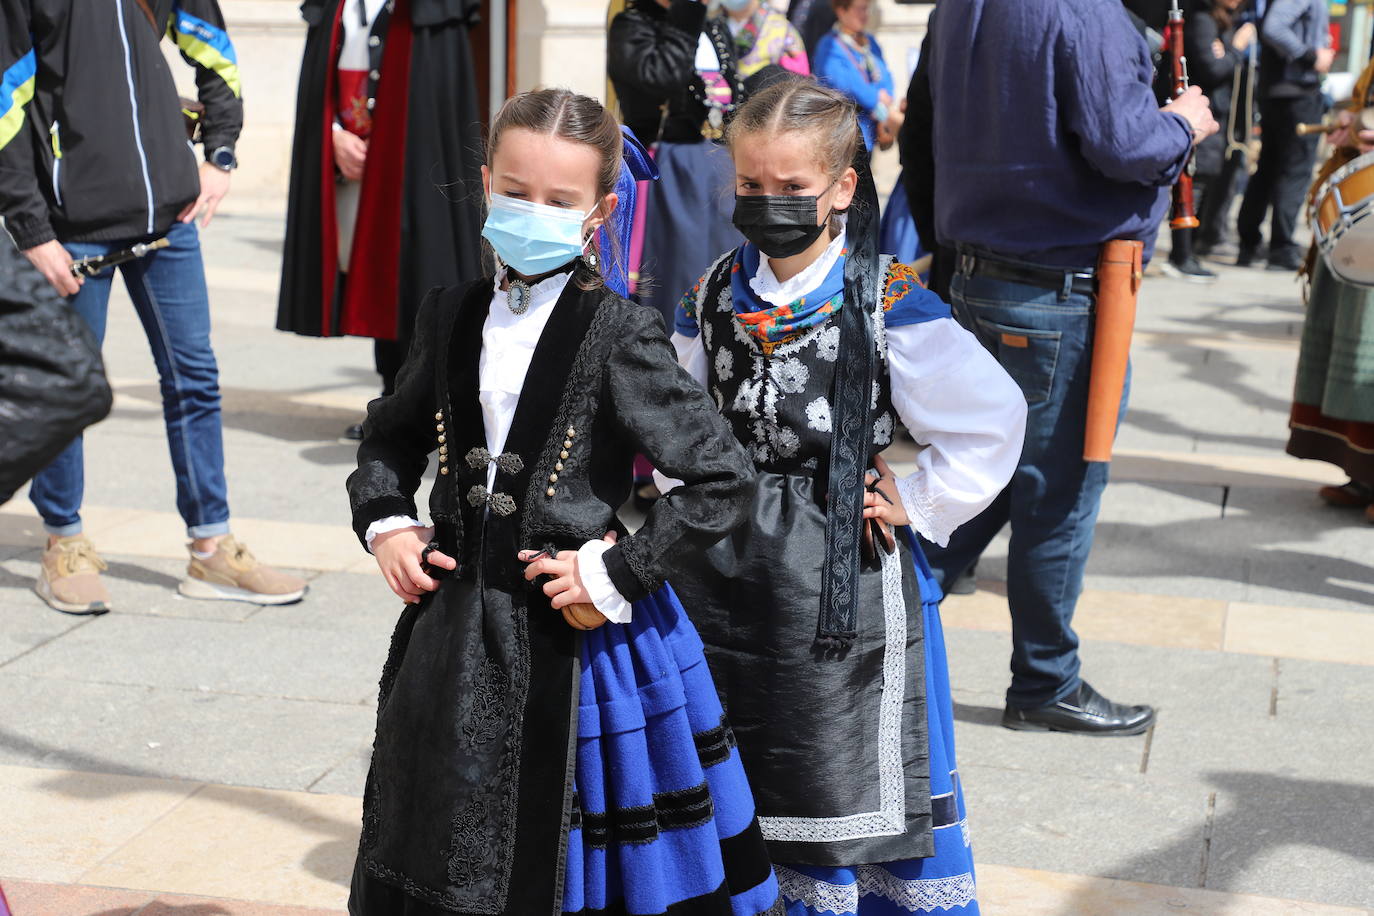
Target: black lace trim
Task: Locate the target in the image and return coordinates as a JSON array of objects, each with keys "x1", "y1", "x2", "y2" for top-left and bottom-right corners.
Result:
[
  {"x1": 374, "y1": 612, "x2": 411, "y2": 713},
  {"x1": 446, "y1": 798, "x2": 491, "y2": 888},
  {"x1": 692, "y1": 714, "x2": 738, "y2": 769},
  {"x1": 578, "y1": 781, "x2": 714, "y2": 849},
  {"x1": 519, "y1": 294, "x2": 615, "y2": 548},
  {"x1": 360, "y1": 764, "x2": 381, "y2": 851},
  {"x1": 616, "y1": 533, "x2": 663, "y2": 598},
  {"x1": 461, "y1": 659, "x2": 510, "y2": 747},
  {"x1": 485, "y1": 601, "x2": 531, "y2": 907}
]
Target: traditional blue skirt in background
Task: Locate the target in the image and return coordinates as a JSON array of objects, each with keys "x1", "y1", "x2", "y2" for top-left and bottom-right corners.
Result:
[
  {"x1": 564, "y1": 585, "x2": 782, "y2": 916},
  {"x1": 773, "y1": 535, "x2": 978, "y2": 916},
  {"x1": 638, "y1": 141, "x2": 743, "y2": 332},
  {"x1": 878, "y1": 174, "x2": 931, "y2": 286}
]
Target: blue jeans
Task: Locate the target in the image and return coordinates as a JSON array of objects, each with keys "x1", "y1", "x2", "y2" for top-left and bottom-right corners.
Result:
[
  {"x1": 29, "y1": 221, "x2": 230, "y2": 539},
  {"x1": 921, "y1": 261, "x2": 1127, "y2": 709}
]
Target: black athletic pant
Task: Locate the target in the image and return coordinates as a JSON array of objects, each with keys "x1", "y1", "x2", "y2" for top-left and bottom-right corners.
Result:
[{"x1": 1237, "y1": 91, "x2": 1323, "y2": 260}]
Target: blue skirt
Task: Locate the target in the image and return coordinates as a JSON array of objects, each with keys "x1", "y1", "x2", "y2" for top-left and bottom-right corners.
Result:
[
  {"x1": 878, "y1": 173, "x2": 930, "y2": 285},
  {"x1": 639, "y1": 140, "x2": 744, "y2": 332},
  {"x1": 774, "y1": 538, "x2": 978, "y2": 915},
  {"x1": 564, "y1": 586, "x2": 782, "y2": 916}
]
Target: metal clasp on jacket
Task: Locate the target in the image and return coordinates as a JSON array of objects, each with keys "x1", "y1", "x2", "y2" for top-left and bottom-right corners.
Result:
[
  {"x1": 467, "y1": 485, "x2": 517, "y2": 517},
  {"x1": 465, "y1": 447, "x2": 524, "y2": 475}
]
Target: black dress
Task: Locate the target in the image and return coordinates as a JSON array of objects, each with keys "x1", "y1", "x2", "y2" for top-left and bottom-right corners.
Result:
[
  {"x1": 668, "y1": 251, "x2": 937, "y2": 869},
  {"x1": 346, "y1": 267, "x2": 775, "y2": 915}
]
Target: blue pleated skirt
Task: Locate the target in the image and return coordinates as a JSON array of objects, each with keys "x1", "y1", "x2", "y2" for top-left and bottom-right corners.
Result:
[
  {"x1": 774, "y1": 538, "x2": 978, "y2": 916},
  {"x1": 564, "y1": 585, "x2": 782, "y2": 916}
]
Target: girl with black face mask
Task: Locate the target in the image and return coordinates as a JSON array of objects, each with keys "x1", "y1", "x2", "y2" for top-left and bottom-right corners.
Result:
[{"x1": 666, "y1": 80, "x2": 1028, "y2": 915}]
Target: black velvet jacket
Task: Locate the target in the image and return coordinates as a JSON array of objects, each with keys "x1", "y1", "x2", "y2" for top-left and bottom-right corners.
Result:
[{"x1": 347, "y1": 266, "x2": 755, "y2": 601}]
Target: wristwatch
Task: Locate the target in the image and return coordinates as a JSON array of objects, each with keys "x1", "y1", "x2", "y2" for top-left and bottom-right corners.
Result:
[{"x1": 208, "y1": 146, "x2": 238, "y2": 172}]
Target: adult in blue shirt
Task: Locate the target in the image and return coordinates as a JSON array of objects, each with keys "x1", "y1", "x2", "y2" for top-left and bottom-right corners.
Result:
[
  {"x1": 907, "y1": 0, "x2": 1217, "y2": 736},
  {"x1": 812, "y1": 0, "x2": 900, "y2": 153}
]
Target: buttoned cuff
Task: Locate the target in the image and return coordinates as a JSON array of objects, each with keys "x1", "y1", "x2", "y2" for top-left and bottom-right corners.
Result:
[
  {"x1": 578, "y1": 539, "x2": 633, "y2": 624},
  {"x1": 365, "y1": 515, "x2": 423, "y2": 553}
]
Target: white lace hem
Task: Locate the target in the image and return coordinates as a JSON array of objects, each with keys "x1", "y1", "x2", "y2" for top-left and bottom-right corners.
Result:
[{"x1": 775, "y1": 864, "x2": 978, "y2": 914}]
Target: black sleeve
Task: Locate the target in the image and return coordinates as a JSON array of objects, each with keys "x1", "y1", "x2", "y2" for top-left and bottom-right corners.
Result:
[
  {"x1": 607, "y1": 1, "x2": 707, "y2": 100},
  {"x1": 0, "y1": 0, "x2": 53, "y2": 250},
  {"x1": 600, "y1": 306, "x2": 755, "y2": 602},
  {"x1": 346, "y1": 288, "x2": 444, "y2": 547},
  {"x1": 170, "y1": 0, "x2": 245, "y2": 154},
  {"x1": 1185, "y1": 12, "x2": 1237, "y2": 92},
  {"x1": 900, "y1": 32, "x2": 937, "y2": 253}
]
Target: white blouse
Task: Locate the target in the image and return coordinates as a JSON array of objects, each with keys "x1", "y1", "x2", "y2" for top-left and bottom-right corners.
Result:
[
  {"x1": 366, "y1": 270, "x2": 632, "y2": 623},
  {"x1": 668, "y1": 246, "x2": 1026, "y2": 547}
]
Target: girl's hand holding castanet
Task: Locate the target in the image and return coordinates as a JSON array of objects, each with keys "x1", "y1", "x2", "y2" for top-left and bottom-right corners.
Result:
[
  {"x1": 520, "y1": 531, "x2": 619, "y2": 629},
  {"x1": 372, "y1": 525, "x2": 458, "y2": 604}
]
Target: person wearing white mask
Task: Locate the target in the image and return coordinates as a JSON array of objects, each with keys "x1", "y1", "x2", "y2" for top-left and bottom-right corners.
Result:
[{"x1": 345, "y1": 87, "x2": 780, "y2": 916}]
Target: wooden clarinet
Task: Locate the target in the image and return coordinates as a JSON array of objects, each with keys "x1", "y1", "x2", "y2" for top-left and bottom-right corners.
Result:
[{"x1": 1168, "y1": 0, "x2": 1200, "y2": 229}]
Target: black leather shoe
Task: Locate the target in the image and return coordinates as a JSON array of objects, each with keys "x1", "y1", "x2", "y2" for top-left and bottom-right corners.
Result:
[{"x1": 1002, "y1": 681, "x2": 1155, "y2": 736}]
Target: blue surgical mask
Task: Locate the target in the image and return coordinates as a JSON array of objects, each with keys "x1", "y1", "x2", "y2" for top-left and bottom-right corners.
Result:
[{"x1": 481, "y1": 193, "x2": 592, "y2": 277}]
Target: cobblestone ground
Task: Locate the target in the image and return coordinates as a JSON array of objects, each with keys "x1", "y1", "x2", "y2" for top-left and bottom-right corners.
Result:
[{"x1": 1, "y1": 205, "x2": 1372, "y2": 915}]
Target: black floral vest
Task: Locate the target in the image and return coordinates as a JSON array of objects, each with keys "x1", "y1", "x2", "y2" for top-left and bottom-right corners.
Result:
[{"x1": 690, "y1": 251, "x2": 899, "y2": 474}]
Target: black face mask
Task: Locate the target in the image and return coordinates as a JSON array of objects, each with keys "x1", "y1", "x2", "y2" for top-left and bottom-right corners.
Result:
[{"x1": 732, "y1": 192, "x2": 832, "y2": 259}]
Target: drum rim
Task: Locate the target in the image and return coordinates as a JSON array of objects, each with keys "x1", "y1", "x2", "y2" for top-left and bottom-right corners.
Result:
[
  {"x1": 1325, "y1": 149, "x2": 1374, "y2": 190},
  {"x1": 1313, "y1": 150, "x2": 1374, "y2": 239}
]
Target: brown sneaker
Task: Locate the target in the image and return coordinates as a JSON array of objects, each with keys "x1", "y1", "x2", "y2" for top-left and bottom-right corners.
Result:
[
  {"x1": 35, "y1": 535, "x2": 112, "y2": 615},
  {"x1": 178, "y1": 535, "x2": 308, "y2": 605}
]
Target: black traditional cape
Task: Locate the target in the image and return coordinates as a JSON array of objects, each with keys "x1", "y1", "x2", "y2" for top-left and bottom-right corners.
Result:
[{"x1": 277, "y1": 0, "x2": 485, "y2": 341}]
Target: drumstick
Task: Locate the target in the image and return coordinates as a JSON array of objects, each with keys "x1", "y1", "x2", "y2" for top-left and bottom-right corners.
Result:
[{"x1": 1297, "y1": 108, "x2": 1374, "y2": 136}]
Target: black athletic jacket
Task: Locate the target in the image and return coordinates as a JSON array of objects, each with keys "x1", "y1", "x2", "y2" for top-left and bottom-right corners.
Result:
[{"x1": 0, "y1": 0, "x2": 243, "y2": 249}]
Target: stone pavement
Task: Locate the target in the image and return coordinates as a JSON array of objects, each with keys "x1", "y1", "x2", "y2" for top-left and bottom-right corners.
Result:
[{"x1": 1, "y1": 206, "x2": 1372, "y2": 915}]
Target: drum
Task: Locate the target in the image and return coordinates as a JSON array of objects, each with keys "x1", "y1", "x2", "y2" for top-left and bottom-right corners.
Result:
[{"x1": 1312, "y1": 150, "x2": 1374, "y2": 287}]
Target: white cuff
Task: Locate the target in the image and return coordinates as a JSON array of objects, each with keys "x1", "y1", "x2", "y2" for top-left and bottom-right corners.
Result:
[
  {"x1": 894, "y1": 471, "x2": 950, "y2": 548},
  {"x1": 578, "y1": 539, "x2": 633, "y2": 624},
  {"x1": 365, "y1": 515, "x2": 422, "y2": 553}
]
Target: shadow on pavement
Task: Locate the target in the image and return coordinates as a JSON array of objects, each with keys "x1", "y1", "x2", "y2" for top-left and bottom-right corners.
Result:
[
  {"x1": 0, "y1": 727, "x2": 360, "y2": 890},
  {"x1": 1071, "y1": 771, "x2": 1374, "y2": 911}
]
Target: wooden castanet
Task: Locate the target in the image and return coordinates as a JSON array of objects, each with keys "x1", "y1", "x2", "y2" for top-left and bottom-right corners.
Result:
[{"x1": 561, "y1": 603, "x2": 606, "y2": 631}]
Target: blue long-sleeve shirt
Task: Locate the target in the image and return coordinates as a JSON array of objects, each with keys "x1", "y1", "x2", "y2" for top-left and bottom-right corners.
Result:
[
  {"x1": 924, "y1": 0, "x2": 1193, "y2": 267},
  {"x1": 813, "y1": 29, "x2": 895, "y2": 151}
]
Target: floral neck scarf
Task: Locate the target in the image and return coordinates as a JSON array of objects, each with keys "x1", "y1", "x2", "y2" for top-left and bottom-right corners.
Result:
[{"x1": 730, "y1": 243, "x2": 847, "y2": 354}]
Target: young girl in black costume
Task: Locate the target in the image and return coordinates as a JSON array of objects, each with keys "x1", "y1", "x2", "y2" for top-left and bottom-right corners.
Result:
[
  {"x1": 346, "y1": 88, "x2": 782, "y2": 916},
  {"x1": 670, "y1": 80, "x2": 1027, "y2": 915}
]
